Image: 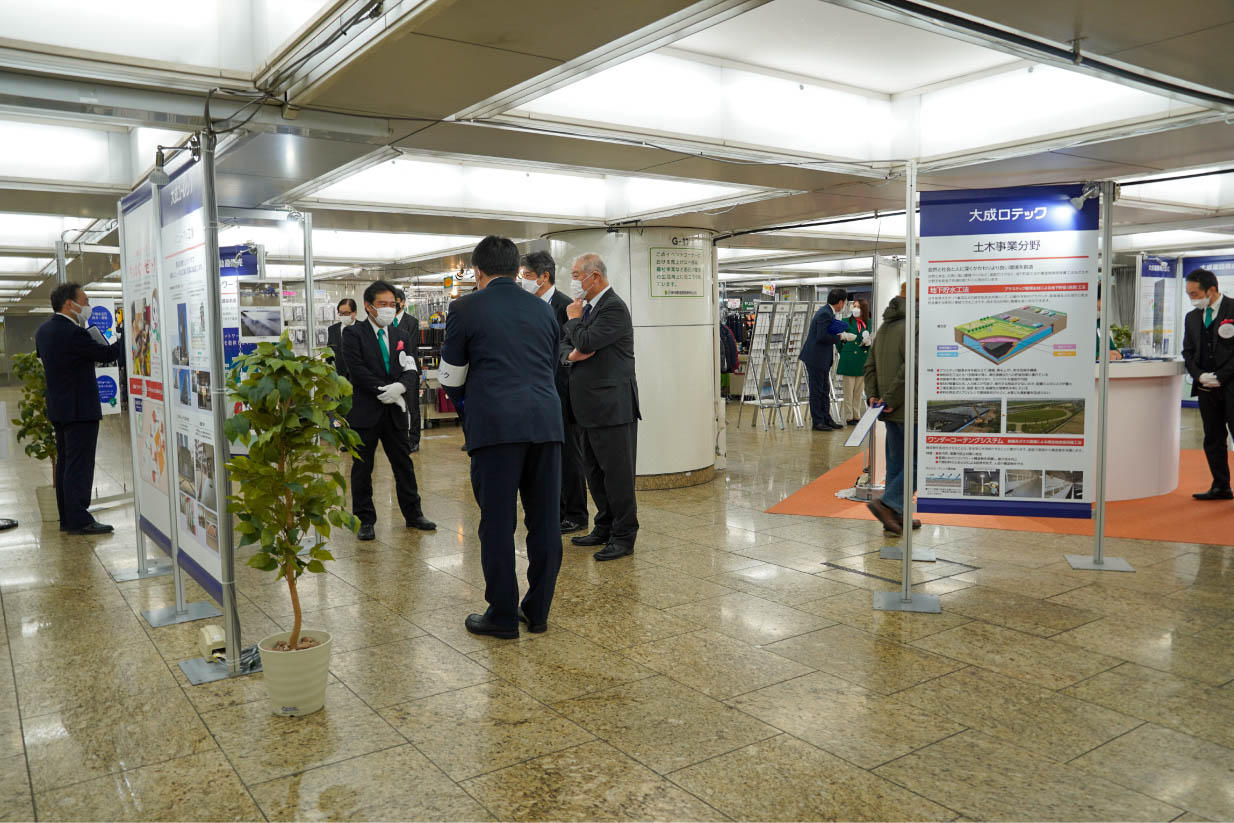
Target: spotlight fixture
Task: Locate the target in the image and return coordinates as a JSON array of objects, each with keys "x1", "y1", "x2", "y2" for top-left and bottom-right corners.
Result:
[
  {"x1": 1068, "y1": 182, "x2": 1101, "y2": 211},
  {"x1": 149, "y1": 135, "x2": 202, "y2": 187}
]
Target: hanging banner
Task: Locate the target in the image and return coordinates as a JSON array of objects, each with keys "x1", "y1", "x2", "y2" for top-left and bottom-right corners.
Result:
[
  {"x1": 1137, "y1": 255, "x2": 1177, "y2": 355},
  {"x1": 120, "y1": 185, "x2": 172, "y2": 546},
  {"x1": 916, "y1": 185, "x2": 1099, "y2": 518},
  {"x1": 160, "y1": 159, "x2": 223, "y2": 602}
]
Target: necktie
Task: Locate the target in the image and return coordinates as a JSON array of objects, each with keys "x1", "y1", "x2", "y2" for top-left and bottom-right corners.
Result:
[
  {"x1": 583, "y1": 304, "x2": 592, "y2": 323},
  {"x1": 377, "y1": 328, "x2": 390, "y2": 373},
  {"x1": 391, "y1": 315, "x2": 399, "y2": 328},
  {"x1": 1205, "y1": 306, "x2": 1214, "y2": 328}
]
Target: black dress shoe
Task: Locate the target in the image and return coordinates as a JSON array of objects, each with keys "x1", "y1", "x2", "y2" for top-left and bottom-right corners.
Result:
[
  {"x1": 0, "y1": 519, "x2": 16, "y2": 531},
  {"x1": 357, "y1": 523, "x2": 376, "y2": 541},
  {"x1": 560, "y1": 519, "x2": 586, "y2": 534},
  {"x1": 1193, "y1": 488, "x2": 1233, "y2": 500},
  {"x1": 846, "y1": 419, "x2": 859, "y2": 426},
  {"x1": 572, "y1": 531, "x2": 609, "y2": 547},
  {"x1": 67, "y1": 522, "x2": 113, "y2": 536},
  {"x1": 518, "y1": 608, "x2": 547, "y2": 634},
  {"x1": 465, "y1": 613, "x2": 518, "y2": 639},
  {"x1": 406, "y1": 516, "x2": 436, "y2": 531},
  {"x1": 824, "y1": 421, "x2": 844, "y2": 430},
  {"x1": 409, "y1": 444, "x2": 420, "y2": 453},
  {"x1": 594, "y1": 543, "x2": 634, "y2": 561}
]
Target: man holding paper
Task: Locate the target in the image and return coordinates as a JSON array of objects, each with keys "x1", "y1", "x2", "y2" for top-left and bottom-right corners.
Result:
[
  {"x1": 1183, "y1": 267, "x2": 1234, "y2": 501},
  {"x1": 799, "y1": 288, "x2": 855, "y2": 431},
  {"x1": 342, "y1": 280, "x2": 436, "y2": 540}
]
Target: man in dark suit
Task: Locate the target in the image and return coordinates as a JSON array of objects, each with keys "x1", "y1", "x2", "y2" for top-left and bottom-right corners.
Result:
[
  {"x1": 391, "y1": 286, "x2": 422, "y2": 453},
  {"x1": 341, "y1": 281, "x2": 435, "y2": 540},
  {"x1": 1182, "y1": 267, "x2": 1234, "y2": 500},
  {"x1": 35, "y1": 282, "x2": 124, "y2": 535},
  {"x1": 562, "y1": 253, "x2": 640, "y2": 561},
  {"x1": 326, "y1": 298, "x2": 356, "y2": 380},
  {"x1": 440, "y1": 236, "x2": 563, "y2": 638},
  {"x1": 799, "y1": 288, "x2": 856, "y2": 431},
  {"x1": 520, "y1": 250, "x2": 588, "y2": 535}
]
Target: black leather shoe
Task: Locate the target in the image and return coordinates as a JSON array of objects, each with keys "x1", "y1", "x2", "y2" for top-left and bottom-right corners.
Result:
[
  {"x1": 812, "y1": 423, "x2": 830, "y2": 431},
  {"x1": 572, "y1": 531, "x2": 609, "y2": 547},
  {"x1": 465, "y1": 613, "x2": 518, "y2": 639},
  {"x1": 824, "y1": 421, "x2": 844, "y2": 430},
  {"x1": 846, "y1": 419, "x2": 859, "y2": 426},
  {"x1": 409, "y1": 444, "x2": 420, "y2": 453},
  {"x1": 0, "y1": 519, "x2": 16, "y2": 531},
  {"x1": 1193, "y1": 488, "x2": 1233, "y2": 500},
  {"x1": 67, "y1": 522, "x2": 113, "y2": 536},
  {"x1": 518, "y1": 608, "x2": 547, "y2": 633},
  {"x1": 406, "y1": 516, "x2": 437, "y2": 531},
  {"x1": 560, "y1": 519, "x2": 586, "y2": 534},
  {"x1": 357, "y1": 523, "x2": 375, "y2": 541},
  {"x1": 594, "y1": 543, "x2": 634, "y2": 561}
]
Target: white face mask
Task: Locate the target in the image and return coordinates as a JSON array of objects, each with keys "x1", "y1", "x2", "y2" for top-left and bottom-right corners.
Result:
[
  {"x1": 339, "y1": 314, "x2": 355, "y2": 326},
  {"x1": 70, "y1": 300, "x2": 89, "y2": 327},
  {"x1": 372, "y1": 306, "x2": 396, "y2": 327},
  {"x1": 519, "y1": 277, "x2": 541, "y2": 295},
  {"x1": 1191, "y1": 295, "x2": 1213, "y2": 310},
  {"x1": 851, "y1": 306, "x2": 861, "y2": 317},
  {"x1": 570, "y1": 278, "x2": 586, "y2": 300}
]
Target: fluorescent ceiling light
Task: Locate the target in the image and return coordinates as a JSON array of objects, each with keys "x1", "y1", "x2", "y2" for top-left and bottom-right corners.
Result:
[
  {"x1": 0, "y1": 214, "x2": 94, "y2": 247},
  {"x1": 777, "y1": 214, "x2": 909, "y2": 240},
  {"x1": 0, "y1": 121, "x2": 115, "y2": 185},
  {"x1": 763, "y1": 256, "x2": 875, "y2": 272},
  {"x1": 262, "y1": 264, "x2": 352, "y2": 279},
  {"x1": 0, "y1": 257, "x2": 55, "y2": 273},
  {"x1": 311, "y1": 155, "x2": 767, "y2": 222},
  {"x1": 218, "y1": 225, "x2": 486, "y2": 263},
  {"x1": 716, "y1": 247, "x2": 813, "y2": 261},
  {"x1": 1119, "y1": 170, "x2": 1234, "y2": 211},
  {"x1": 1114, "y1": 230, "x2": 1234, "y2": 251}
]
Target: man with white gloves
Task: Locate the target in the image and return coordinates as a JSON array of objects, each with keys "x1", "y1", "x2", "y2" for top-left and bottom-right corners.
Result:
[
  {"x1": 342, "y1": 280, "x2": 435, "y2": 540},
  {"x1": 1182, "y1": 267, "x2": 1234, "y2": 501}
]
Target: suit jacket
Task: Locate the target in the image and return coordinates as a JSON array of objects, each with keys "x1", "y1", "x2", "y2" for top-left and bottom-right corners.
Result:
[
  {"x1": 341, "y1": 318, "x2": 419, "y2": 429},
  {"x1": 393, "y1": 312, "x2": 418, "y2": 338},
  {"x1": 439, "y1": 276, "x2": 563, "y2": 451},
  {"x1": 548, "y1": 288, "x2": 575, "y2": 421},
  {"x1": 326, "y1": 321, "x2": 350, "y2": 380},
  {"x1": 799, "y1": 304, "x2": 842, "y2": 370},
  {"x1": 35, "y1": 314, "x2": 124, "y2": 424},
  {"x1": 1182, "y1": 294, "x2": 1234, "y2": 396},
  {"x1": 562, "y1": 288, "x2": 640, "y2": 428}
]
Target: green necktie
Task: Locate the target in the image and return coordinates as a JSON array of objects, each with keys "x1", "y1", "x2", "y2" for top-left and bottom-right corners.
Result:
[
  {"x1": 1205, "y1": 306, "x2": 1214, "y2": 328},
  {"x1": 377, "y1": 328, "x2": 390, "y2": 372},
  {"x1": 391, "y1": 315, "x2": 399, "y2": 328}
]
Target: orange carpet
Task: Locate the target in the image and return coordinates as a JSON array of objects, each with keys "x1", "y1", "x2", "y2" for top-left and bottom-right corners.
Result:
[{"x1": 767, "y1": 449, "x2": 1233, "y2": 545}]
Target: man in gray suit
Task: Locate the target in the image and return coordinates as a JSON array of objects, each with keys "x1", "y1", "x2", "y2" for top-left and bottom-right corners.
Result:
[{"x1": 561, "y1": 253, "x2": 640, "y2": 561}]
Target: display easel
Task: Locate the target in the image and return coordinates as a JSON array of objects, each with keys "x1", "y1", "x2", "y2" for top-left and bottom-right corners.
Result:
[
  {"x1": 774, "y1": 301, "x2": 813, "y2": 428},
  {"x1": 736, "y1": 302, "x2": 779, "y2": 429}
]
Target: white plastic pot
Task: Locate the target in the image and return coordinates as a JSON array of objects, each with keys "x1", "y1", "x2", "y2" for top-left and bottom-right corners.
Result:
[
  {"x1": 35, "y1": 485, "x2": 57, "y2": 523},
  {"x1": 259, "y1": 629, "x2": 332, "y2": 716}
]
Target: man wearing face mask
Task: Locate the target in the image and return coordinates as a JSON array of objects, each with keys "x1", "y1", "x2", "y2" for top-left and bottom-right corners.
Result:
[
  {"x1": 519, "y1": 251, "x2": 588, "y2": 535},
  {"x1": 35, "y1": 283, "x2": 125, "y2": 535},
  {"x1": 562, "y1": 253, "x2": 640, "y2": 561},
  {"x1": 1182, "y1": 267, "x2": 1234, "y2": 501},
  {"x1": 390, "y1": 287, "x2": 422, "y2": 453},
  {"x1": 326, "y1": 298, "x2": 356, "y2": 380},
  {"x1": 341, "y1": 281, "x2": 435, "y2": 540}
]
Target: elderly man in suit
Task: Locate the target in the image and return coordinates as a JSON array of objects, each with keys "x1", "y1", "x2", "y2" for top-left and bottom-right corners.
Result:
[
  {"x1": 799, "y1": 287, "x2": 856, "y2": 431},
  {"x1": 1183, "y1": 267, "x2": 1234, "y2": 501},
  {"x1": 390, "y1": 286, "x2": 422, "y2": 453},
  {"x1": 326, "y1": 297, "x2": 356, "y2": 380},
  {"x1": 519, "y1": 250, "x2": 588, "y2": 535},
  {"x1": 440, "y1": 236, "x2": 564, "y2": 638},
  {"x1": 562, "y1": 253, "x2": 640, "y2": 561},
  {"x1": 341, "y1": 280, "x2": 435, "y2": 540},
  {"x1": 35, "y1": 282, "x2": 124, "y2": 534}
]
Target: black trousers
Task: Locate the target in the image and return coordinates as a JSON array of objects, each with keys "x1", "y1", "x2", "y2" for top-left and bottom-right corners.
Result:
[
  {"x1": 582, "y1": 422, "x2": 639, "y2": 547},
  {"x1": 351, "y1": 406, "x2": 423, "y2": 526},
  {"x1": 470, "y1": 441, "x2": 562, "y2": 628},
  {"x1": 53, "y1": 420, "x2": 98, "y2": 530},
  {"x1": 1197, "y1": 384, "x2": 1234, "y2": 489},
  {"x1": 806, "y1": 365, "x2": 835, "y2": 425},
  {"x1": 408, "y1": 386, "x2": 421, "y2": 448},
  {"x1": 560, "y1": 420, "x2": 588, "y2": 525}
]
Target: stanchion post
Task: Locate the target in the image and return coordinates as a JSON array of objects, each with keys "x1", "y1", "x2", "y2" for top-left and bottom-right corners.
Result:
[
  {"x1": 1066, "y1": 180, "x2": 1134, "y2": 572},
  {"x1": 875, "y1": 159, "x2": 940, "y2": 613}
]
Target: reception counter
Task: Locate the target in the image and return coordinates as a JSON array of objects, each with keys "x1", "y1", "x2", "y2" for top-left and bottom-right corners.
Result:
[{"x1": 1098, "y1": 359, "x2": 1185, "y2": 501}]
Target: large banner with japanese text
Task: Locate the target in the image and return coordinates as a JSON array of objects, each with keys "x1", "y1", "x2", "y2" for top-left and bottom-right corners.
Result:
[{"x1": 915, "y1": 185, "x2": 1099, "y2": 518}]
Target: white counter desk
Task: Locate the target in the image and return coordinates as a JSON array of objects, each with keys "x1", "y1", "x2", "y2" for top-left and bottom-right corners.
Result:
[{"x1": 1098, "y1": 359, "x2": 1185, "y2": 501}]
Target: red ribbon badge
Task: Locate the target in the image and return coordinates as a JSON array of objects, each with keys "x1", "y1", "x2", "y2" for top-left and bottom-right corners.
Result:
[{"x1": 396, "y1": 340, "x2": 404, "y2": 351}]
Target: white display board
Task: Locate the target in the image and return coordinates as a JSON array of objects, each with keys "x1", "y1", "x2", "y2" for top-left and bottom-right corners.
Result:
[
  {"x1": 1137, "y1": 255, "x2": 1177, "y2": 356},
  {"x1": 916, "y1": 185, "x2": 1099, "y2": 518},
  {"x1": 649, "y1": 246, "x2": 707, "y2": 298}
]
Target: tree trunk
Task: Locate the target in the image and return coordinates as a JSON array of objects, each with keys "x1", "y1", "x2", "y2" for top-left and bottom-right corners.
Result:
[{"x1": 286, "y1": 560, "x2": 302, "y2": 649}]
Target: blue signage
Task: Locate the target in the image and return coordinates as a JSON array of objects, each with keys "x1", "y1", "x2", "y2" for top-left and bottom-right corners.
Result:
[
  {"x1": 220, "y1": 244, "x2": 261, "y2": 278},
  {"x1": 159, "y1": 160, "x2": 203, "y2": 225},
  {"x1": 1141, "y1": 256, "x2": 1176, "y2": 277},
  {"x1": 96, "y1": 374, "x2": 118, "y2": 407},
  {"x1": 920, "y1": 184, "x2": 1099, "y2": 238},
  {"x1": 1181, "y1": 255, "x2": 1234, "y2": 278},
  {"x1": 88, "y1": 305, "x2": 114, "y2": 338}
]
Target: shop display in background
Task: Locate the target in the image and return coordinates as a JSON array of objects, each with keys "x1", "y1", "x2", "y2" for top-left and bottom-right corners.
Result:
[{"x1": 916, "y1": 184, "x2": 1100, "y2": 518}]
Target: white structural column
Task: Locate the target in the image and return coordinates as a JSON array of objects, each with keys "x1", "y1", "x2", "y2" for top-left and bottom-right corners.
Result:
[{"x1": 547, "y1": 227, "x2": 718, "y2": 486}]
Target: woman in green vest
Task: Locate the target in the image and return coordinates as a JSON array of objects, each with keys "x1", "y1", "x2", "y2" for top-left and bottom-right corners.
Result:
[{"x1": 836, "y1": 296, "x2": 872, "y2": 424}]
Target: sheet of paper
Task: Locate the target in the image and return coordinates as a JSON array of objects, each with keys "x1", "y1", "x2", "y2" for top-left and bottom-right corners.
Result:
[{"x1": 845, "y1": 403, "x2": 884, "y2": 448}]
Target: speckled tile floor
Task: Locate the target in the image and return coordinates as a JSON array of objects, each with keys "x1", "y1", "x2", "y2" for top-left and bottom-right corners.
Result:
[{"x1": 0, "y1": 390, "x2": 1230, "y2": 821}]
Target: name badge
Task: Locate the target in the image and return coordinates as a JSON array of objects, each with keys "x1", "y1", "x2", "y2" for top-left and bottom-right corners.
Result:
[{"x1": 1218, "y1": 320, "x2": 1234, "y2": 340}]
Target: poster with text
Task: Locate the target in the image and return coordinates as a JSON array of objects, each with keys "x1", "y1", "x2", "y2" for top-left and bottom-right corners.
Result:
[
  {"x1": 159, "y1": 160, "x2": 223, "y2": 600},
  {"x1": 1180, "y1": 255, "x2": 1234, "y2": 402},
  {"x1": 916, "y1": 185, "x2": 1098, "y2": 518},
  {"x1": 1137, "y1": 255, "x2": 1177, "y2": 355},
  {"x1": 120, "y1": 186, "x2": 172, "y2": 545}
]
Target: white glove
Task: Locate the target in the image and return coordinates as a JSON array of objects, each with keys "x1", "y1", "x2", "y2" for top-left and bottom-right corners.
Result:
[
  {"x1": 377, "y1": 383, "x2": 406, "y2": 404},
  {"x1": 398, "y1": 351, "x2": 418, "y2": 372},
  {"x1": 1199, "y1": 372, "x2": 1220, "y2": 388},
  {"x1": 861, "y1": 331, "x2": 871, "y2": 346},
  {"x1": 839, "y1": 332, "x2": 857, "y2": 342}
]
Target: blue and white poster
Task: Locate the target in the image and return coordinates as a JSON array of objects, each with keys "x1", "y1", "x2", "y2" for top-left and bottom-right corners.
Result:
[
  {"x1": 1137, "y1": 255, "x2": 1176, "y2": 355},
  {"x1": 915, "y1": 185, "x2": 1099, "y2": 518}
]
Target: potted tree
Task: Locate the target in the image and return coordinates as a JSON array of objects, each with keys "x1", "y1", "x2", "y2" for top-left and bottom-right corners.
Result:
[
  {"x1": 11, "y1": 353, "x2": 58, "y2": 521},
  {"x1": 224, "y1": 333, "x2": 360, "y2": 716}
]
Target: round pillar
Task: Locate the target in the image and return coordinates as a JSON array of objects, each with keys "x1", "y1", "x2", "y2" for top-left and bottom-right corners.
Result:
[{"x1": 547, "y1": 228, "x2": 718, "y2": 489}]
